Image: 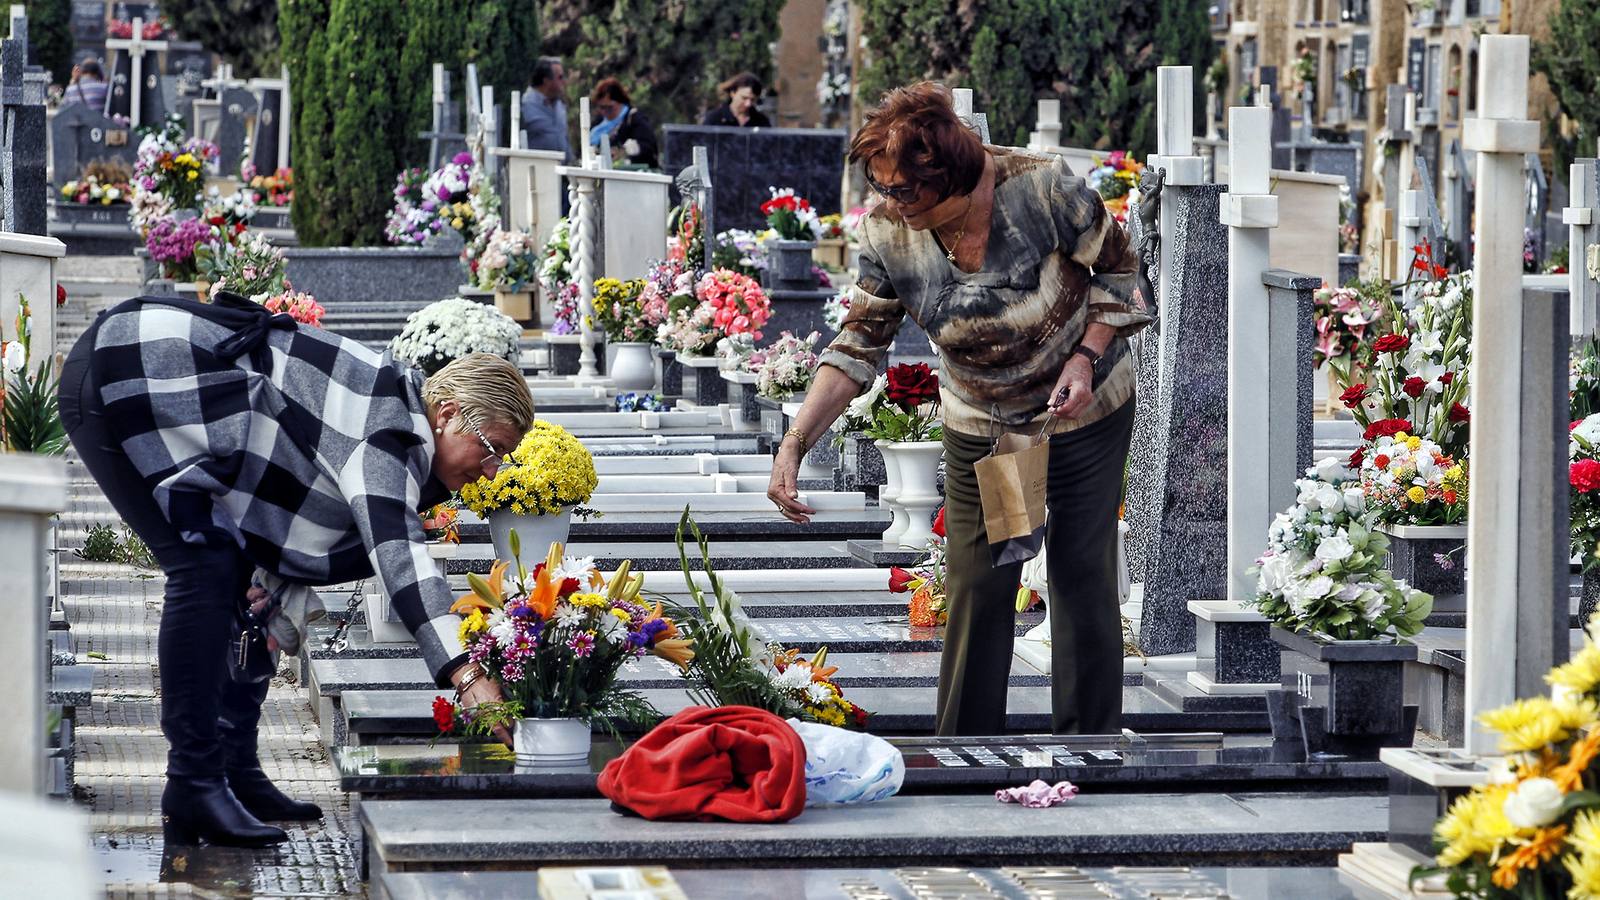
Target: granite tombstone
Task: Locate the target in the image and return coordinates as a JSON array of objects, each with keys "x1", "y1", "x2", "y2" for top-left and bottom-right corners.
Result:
[{"x1": 662, "y1": 125, "x2": 847, "y2": 231}]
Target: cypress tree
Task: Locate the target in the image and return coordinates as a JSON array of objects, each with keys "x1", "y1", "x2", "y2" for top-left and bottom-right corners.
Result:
[
  {"x1": 322, "y1": 0, "x2": 408, "y2": 246},
  {"x1": 159, "y1": 0, "x2": 281, "y2": 79},
  {"x1": 23, "y1": 0, "x2": 73, "y2": 87},
  {"x1": 1535, "y1": 1, "x2": 1600, "y2": 171},
  {"x1": 280, "y1": 0, "x2": 332, "y2": 244}
]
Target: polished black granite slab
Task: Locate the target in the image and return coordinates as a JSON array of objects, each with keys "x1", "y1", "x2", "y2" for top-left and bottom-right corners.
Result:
[
  {"x1": 445, "y1": 540, "x2": 876, "y2": 574},
  {"x1": 454, "y1": 510, "x2": 892, "y2": 542},
  {"x1": 378, "y1": 866, "x2": 1360, "y2": 900},
  {"x1": 360, "y1": 792, "x2": 1387, "y2": 872},
  {"x1": 846, "y1": 540, "x2": 927, "y2": 567},
  {"x1": 337, "y1": 733, "x2": 1385, "y2": 801}
]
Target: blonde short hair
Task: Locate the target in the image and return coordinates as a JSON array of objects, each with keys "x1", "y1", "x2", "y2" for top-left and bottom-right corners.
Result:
[{"x1": 421, "y1": 353, "x2": 536, "y2": 435}]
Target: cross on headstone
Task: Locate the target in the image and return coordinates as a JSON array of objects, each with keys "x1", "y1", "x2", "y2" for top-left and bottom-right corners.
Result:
[
  {"x1": 475, "y1": 83, "x2": 500, "y2": 180},
  {"x1": 1566, "y1": 157, "x2": 1599, "y2": 336},
  {"x1": 579, "y1": 96, "x2": 594, "y2": 169},
  {"x1": 673, "y1": 144, "x2": 715, "y2": 273},
  {"x1": 419, "y1": 63, "x2": 468, "y2": 170},
  {"x1": 950, "y1": 88, "x2": 990, "y2": 143},
  {"x1": 245, "y1": 66, "x2": 291, "y2": 175},
  {"x1": 103, "y1": 17, "x2": 168, "y2": 128},
  {"x1": 509, "y1": 90, "x2": 522, "y2": 151},
  {"x1": 1031, "y1": 99, "x2": 1061, "y2": 150}
]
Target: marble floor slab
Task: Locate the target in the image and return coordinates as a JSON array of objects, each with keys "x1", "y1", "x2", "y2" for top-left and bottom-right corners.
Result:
[
  {"x1": 454, "y1": 509, "x2": 892, "y2": 542},
  {"x1": 445, "y1": 540, "x2": 876, "y2": 574}
]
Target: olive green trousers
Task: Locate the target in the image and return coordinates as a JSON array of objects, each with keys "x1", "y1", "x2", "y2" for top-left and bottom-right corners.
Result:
[{"x1": 934, "y1": 399, "x2": 1136, "y2": 736}]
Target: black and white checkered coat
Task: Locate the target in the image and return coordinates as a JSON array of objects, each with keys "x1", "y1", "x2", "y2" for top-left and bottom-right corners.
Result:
[{"x1": 90, "y1": 295, "x2": 465, "y2": 685}]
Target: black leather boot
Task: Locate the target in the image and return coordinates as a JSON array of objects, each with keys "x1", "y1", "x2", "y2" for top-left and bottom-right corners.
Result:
[
  {"x1": 225, "y1": 765, "x2": 323, "y2": 822},
  {"x1": 219, "y1": 675, "x2": 323, "y2": 822},
  {"x1": 161, "y1": 777, "x2": 287, "y2": 847}
]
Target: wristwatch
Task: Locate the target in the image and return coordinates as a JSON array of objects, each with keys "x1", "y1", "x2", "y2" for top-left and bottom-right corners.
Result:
[{"x1": 1071, "y1": 344, "x2": 1101, "y2": 366}]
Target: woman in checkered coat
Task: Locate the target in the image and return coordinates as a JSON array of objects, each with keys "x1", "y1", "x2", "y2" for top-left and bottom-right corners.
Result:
[{"x1": 59, "y1": 292, "x2": 535, "y2": 848}]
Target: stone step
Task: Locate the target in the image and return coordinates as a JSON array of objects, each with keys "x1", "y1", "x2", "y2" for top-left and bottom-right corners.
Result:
[
  {"x1": 443, "y1": 540, "x2": 878, "y2": 574},
  {"x1": 358, "y1": 792, "x2": 1385, "y2": 875}
]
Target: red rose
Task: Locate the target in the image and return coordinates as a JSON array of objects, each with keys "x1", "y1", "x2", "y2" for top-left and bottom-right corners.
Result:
[
  {"x1": 888, "y1": 567, "x2": 914, "y2": 593},
  {"x1": 1439, "y1": 371, "x2": 1455, "y2": 385},
  {"x1": 1339, "y1": 384, "x2": 1370, "y2": 408},
  {"x1": 1373, "y1": 334, "x2": 1410, "y2": 354},
  {"x1": 1374, "y1": 454, "x2": 1391, "y2": 469},
  {"x1": 885, "y1": 362, "x2": 939, "y2": 409},
  {"x1": 431, "y1": 695, "x2": 456, "y2": 732},
  {"x1": 1574, "y1": 460, "x2": 1600, "y2": 493},
  {"x1": 56, "y1": 284, "x2": 66, "y2": 307},
  {"x1": 932, "y1": 506, "x2": 946, "y2": 538},
  {"x1": 1402, "y1": 376, "x2": 1426, "y2": 398},
  {"x1": 1363, "y1": 418, "x2": 1414, "y2": 441},
  {"x1": 1449, "y1": 403, "x2": 1470, "y2": 424},
  {"x1": 1348, "y1": 447, "x2": 1364, "y2": 469}
]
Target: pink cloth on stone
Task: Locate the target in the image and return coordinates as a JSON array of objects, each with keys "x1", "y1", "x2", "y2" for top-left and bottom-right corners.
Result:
[{"x1": 995, "y1": 779, "x2": 1079, "y2": 808}]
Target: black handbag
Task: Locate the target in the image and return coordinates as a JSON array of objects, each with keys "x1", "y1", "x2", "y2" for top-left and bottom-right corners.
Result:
[{"x1": 228, "y1": 583, "x2": 279, "y2": 684}]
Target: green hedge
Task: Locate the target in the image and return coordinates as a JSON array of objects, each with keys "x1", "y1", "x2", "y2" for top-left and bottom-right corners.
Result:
[{"x1": 23, "y1": 0, "x2": 72, "y2": 87}]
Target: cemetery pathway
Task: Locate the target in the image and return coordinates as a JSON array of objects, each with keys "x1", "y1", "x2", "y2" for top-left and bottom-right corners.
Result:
[{"x1": 57, "y1": 263, "x2": 367, "y2": 898}]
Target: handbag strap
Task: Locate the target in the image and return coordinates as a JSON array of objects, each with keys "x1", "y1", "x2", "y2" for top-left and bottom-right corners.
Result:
[{"x1": 989, "y1": 403, "x2": 1062, "y2": 453}]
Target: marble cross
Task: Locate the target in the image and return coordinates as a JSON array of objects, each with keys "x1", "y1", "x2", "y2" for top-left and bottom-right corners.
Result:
[
  {"x1": 103, "y1": 17, "x2": 169, "y2": 128},
  {"x1": 1566, "y1": 157, "x2": 1599, "y2": 336}
]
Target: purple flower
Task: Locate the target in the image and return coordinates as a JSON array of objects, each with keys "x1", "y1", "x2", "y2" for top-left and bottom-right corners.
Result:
[
  {"x1": 452, "y1": 151, "x2": 474, "y2": 166},
  {"x1": 501, "y1": 661, "x2": 524, "y2": 682},
  {"x1": 1433, "y1": 552, "x2": 1456, "y2": 572},
  {"x1": 642, "y1": 618, "x2": 669, "y2": 641},
  {"x1": 436, "y1": 186, "x2": 452, "y2": 202}
]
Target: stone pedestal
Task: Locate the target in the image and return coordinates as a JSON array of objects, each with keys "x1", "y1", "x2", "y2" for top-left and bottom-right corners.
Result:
[
  {"x1": 654, "y1": 348, "x2": 682, "y2": 398},
  {"x1": 1378, "y1": 524, "x2": 1466, "y2": 595},
  {"x1": 1265, "y1": 627, "x2": 1418, "y2": 760},
  {"x1": 554, "y1": 166, "x2": 673, "y2": 281},
  {"x1": 840, "y1": 432, "x2": 887, "y2": 498},
  {"x1": 0, "y1": 232, "x2": 65, "y2": 365},
  {"x1": 721, "y1": 370, "x2": 760, "y2": 427},
  {"x1": 548, "y1": 335, "x2": 602, "y2": 377},
  {"x1": 679, "y1": 355, "x2": 726, "y2": 406},
  {"x1": 1186, "y1": 601, "x2": 1280, "y2": 693}
]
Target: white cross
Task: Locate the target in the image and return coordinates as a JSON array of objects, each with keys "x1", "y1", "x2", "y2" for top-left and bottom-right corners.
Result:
[{"x1": 103, "y1": 18, "x2": 169, "y2": 128}]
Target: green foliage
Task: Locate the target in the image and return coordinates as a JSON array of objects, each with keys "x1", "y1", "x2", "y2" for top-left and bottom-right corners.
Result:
[
  {"x1": 279, "y1": 0, "x2": 331, "y2": 243},
  {"x1": 858, "y1": 0, "x2": 1214, "y2": 156},
  {"x1": 158, "y1": 0, "x2": 281, "y2": 78},
  {"x1": 74, "y1": 524, "x2": 159, "y2": 569},
  {"x1": 23, "y1": 0, "x2": 73, "y2": 87},
  {"x1": 561, "y1": 0, "x2": 784, "y2": 139},
  {"x1": 1536, "y1": 4, "x2": 1600, "y2": 179},
  {"x1": 4, "y1": 361, "x2": 66, "y2": 455}
]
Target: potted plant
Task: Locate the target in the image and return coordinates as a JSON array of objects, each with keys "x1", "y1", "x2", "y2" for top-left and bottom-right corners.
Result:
[
  {"x1": 759, "y1": 187, "x2": 822, "y2": 290},
  {"x1": 457, "y1": 420, "x2": 598, "y2": 571},
  {"x1": 467, "y1": 225, "x2": 542, "y2": 327},
  {"x1": 435, "y1": 538, "x2": 693, "y2": 765},
  {"x1": 129, "y1": 116, "x2": 218, "y2": 236},
  {"x1": 862, "y1": 363, "x2": 944, "y2": 548},
  {"x1": 590, "y1": 276, "x2": 656, "y2": 391},
  {"x1": 659, "y1": 269, "x2": 771, "y2": 406},
  {"x1": 388, "y1": 297, "x2": 523, "y2": 377},
  {"x1": 196, "y1": 230, "x2": 288, "y2": 303},
  {"x1": 1248, "y1": 459, "x2": 1433, "y2": 759},
  {"x1": 747, "y1": 330, "x2": 820, "y2": 403}
]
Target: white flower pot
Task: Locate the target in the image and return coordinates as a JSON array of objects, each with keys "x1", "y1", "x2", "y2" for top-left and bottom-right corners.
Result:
[
  {"x1": 513, "y1": 717, "x2": 591, "y2": 766},
  {"x1": 488, "y1": 508, "x2": 573, "y2": 571},
  {"x1": 885, "y1": 441, "x2": 943, "y2": 548},
  {"x1": 607, "y1": 342, "x2": 656, "y2": 392},
  {"x1": 874, "y1": 439, "x2": 910, "y2": 544}
]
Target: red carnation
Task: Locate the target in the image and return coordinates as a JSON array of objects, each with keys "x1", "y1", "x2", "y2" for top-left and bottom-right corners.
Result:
[
  {"x1": 885, "y1": 362, "x2": 939, "y2": 409},
  {"x1": 1373, "y1": 334, "x2": 1411, "y2": 354},
  {"x1": 1363, "y1": 418, "x2": 1414, "y2": 442},
  {"x1": 431, "y1": 695, "x2": 456, "y2": 732},
  {"x1": 1449, "y1": 403, "x2": 1470, "y2": 424},
  {"x1": 888, "y1": 567, "x2": 914, "y2": 593},
  {"x1": 1374, "y1": 454, "x2": 1391, "y2": 469},
  {"x1": 1443, "y1": 490, "x2": 1458, "y2": 504},
  {"x1": 1339, "y1": 384, "x2": 1370, "y2": 408},
  {"x1": 1574, "y1": 460, "x2": 1600, "y2": 494},
  {"x1": 1402, "y1": 376, "x2": 1426, "y2": 398},
  {"x1": 56, "y1": 284, "x2": 66, "y2": 307},
  {"x1": 932, "y1": 506, "x2": 946, "y2": 538},
  {"x1": 1439, "y1": 371, "x2": 1455, "y2": 385},
  {"x1": 1348, "y1": 447, "x2": 1364, "y2": 469}
]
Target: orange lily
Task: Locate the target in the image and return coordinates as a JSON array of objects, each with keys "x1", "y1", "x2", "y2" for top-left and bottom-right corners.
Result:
[
  {"x1": 651, "y1": 638, "x2": 696, "y2": 671},
  {"x1": 450, "y1": 560, "x2": 509, "y2": 614},
  {"x1": 526, "y1": 563, "x2": 560, "y2": 620},
  {"x1": 804, "y1": 646, "x2": 839, "y2": 682},
  {"x1": 646, "y1": 601, "x2": 680, "y2": 640}
]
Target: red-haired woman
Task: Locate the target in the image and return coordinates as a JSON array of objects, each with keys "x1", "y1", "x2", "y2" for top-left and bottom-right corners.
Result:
[{"x1": 767, "y1": 82, "x2": 1154, "y2": 736}]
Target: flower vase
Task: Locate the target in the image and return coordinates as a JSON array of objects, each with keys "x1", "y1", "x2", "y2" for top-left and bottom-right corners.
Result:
[
  {"x1": 607, "y1": 342, "x2": 655, "y2": 392},
  {"x1": 765, "y1": 239, "x2": 818, "y2": 290},
  {"x1": 494, "y1": 289, "x2": 536, "y2": 327},
  {"x1": 883, "y1": 440, "x2": 943, "y2": 549},
  {"x1": 874, "y1": 440, "x2": 910, "y2": 544},
  {"x1": 513, "y1": 717, "x2": 591, "y2": 767},
  {"x1": 488, "y1": 508, "x2": 573, "y2": 571}
]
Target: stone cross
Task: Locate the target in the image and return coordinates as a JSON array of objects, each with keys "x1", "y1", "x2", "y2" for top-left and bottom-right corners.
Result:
[
  {"x1": 1444, "y1": 138, "x2": 1474, "y2": 271},
  {"x1": 1393, "y1": 93, "x2": 1422, "y2": 284},
  {"x1": 1221, "y1": 104, "x2": 1281, "y2": 606},
  {"x1": 1, "y1": 10, "x2": 47, "y2": 235},
  {"x1": 509, "y1": 90, "x2": 522, "y2": 151},
  {"x1": 673, "y1": 144, "x2": 715, "y2": 273},
  {"x1": 419, "y1": 64, "x2": 468, "y2": 170},
  {"x1": 1461, "y1": 34, "x2": 1568, "y2": 754},
  {"x1": 464, "y1": 63, "x2": 480, "y2": 124},
  {"x1": 103, "y1": 17, "x2": 168, "y2": 128},
  {"x1": 476, "y1": 84, "x2": 499, "y2": 180},
  {"x1": 579, "y1": 96, "x2": 593, "y2": 169},
  {"x1": 950, "y1": 87, "x2": 990, "y2": 143},
  {"x1": 1565, "y1": 157, "x2": 1598, "y2": 336},
  {"x1": 1032, "y1": 99, "x2": 1061, "y2": 150},
  {"x1": 1413, "y1": 154, "x2": 1447, "y2": 274},
  {"x1": 245, "y1": 66, "x2": 291, "y2": 175}
]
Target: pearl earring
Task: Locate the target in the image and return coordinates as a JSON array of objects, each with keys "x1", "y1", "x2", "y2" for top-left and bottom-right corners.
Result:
[{"x1": 435, "y1": 427, "x2": 443, "y2": 434}]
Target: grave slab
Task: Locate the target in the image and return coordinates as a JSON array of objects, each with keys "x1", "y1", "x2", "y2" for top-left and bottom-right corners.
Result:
[
  {"x1": 457, "y1": 509, "x2": 890, "y2": 543},
  {"x1": 444, "y1": 540, "x2": 876, "y2": 574}
]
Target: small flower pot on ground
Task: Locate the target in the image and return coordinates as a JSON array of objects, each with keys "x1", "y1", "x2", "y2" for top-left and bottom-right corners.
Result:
[{"x1": 1265, "y1": 625, "x2": 1418, "y2": 760}]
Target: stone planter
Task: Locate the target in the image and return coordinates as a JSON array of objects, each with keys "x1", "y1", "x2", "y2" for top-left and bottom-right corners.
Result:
[
  {"x1": 654, "y1": 348, "x2": 681, "y2": 397},
  {"x1": 493, "y1": 289, "x2": 537, "y2": 328},
  {"x1": 722, "y1": 370, "x2": 761, "y2": 427},
  {"x1": 764, "y1": 238, "x2": 818, "y2": 291},
  {"x1": 1377, "y1": 524, "x2": 1466, "y2": 595},
  {"x1": 841, "y1": 433, "x2": 887, "y2": 497},
  {"x1": 1379, "y1": 747, "x2": 1494, "y2": 858},
  {"x1": 547, "y1": 334, "x2": 602, "y2": 377},
  {"x1": 488, "y1": 508, "x2": 573, "y2": 572},
  {"x1": 678, "y1": 354, "x2": 726, "y2": 406},
  {"x1": 513, "y1": 717, "x2": 590, "y2": 767},
  {"x1": 606, "y1": 342, "x2": 655, "y2": 392},
  {"x1": 813, "y1": 238, "x2": 849, "y2": 270},
  {"x1": 1266, "y1": 626, "x2": 1418, "y2": 760}
]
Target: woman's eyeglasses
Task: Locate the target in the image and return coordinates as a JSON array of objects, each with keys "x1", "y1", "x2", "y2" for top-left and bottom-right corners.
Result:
[
  {"x1": 468, "y1": 424, "x2": 507, "y2": 475},
  {"x1": 865, "y1": 170, "x2": 919, "y2": 204}
]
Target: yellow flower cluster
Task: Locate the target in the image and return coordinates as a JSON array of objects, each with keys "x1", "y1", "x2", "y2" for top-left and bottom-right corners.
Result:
[
  {"x1": 568, "y1": 592, "x2": 608, "y2": 609},
  {"x1": 457, "y1": 421, "x2": 598, "y2": 517}
]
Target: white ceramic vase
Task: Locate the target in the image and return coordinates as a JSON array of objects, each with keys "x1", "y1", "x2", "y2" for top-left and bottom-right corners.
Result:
[
  {"x1": 513, "y1": 717, "x2": 591, "y2": 766},
  {"x1": 488, "y1": 508, "x2": 573, "y2": 570},
  {"x1": 607, "y1": 342, "x2": 656, "y2": 392},
  {"x1": 874, "y1": 439, "x2": 910, "y2": 544},
  {"x1": 884, "y1": 440, "x2": 943, "y2": 549}
]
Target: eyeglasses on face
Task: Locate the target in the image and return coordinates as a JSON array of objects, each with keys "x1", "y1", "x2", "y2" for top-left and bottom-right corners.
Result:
[
  {"x1": 468, "y1": 424, "x2": 508, "y2": 474},
  {"x1": 865, "y1": 169, "x2": 919, "y2": 204}
]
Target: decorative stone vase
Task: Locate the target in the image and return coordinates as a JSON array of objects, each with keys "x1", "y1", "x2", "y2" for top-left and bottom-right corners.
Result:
[
  {"x1": 494, "y1": 289, "x2": 537, "y2": 327},
  {"x1": 1265, "y1": 625, "x2": 1418, "y2": 760},
  {"x1": 513, "y1": 717, "x2": 590, "y2": 767},
  {"x1": 678, "y1": 354, "x2": 727, "y2": 406},
  {"x1": 813, "y1": 238, "x2": 848, "y2": 270},
  {"x1": 488, "y1": 508, "x2": 573, "y2": 571},
  {"x1": 874, "y1": 439, "x2": 910, "y2": 543},
  {"x1": 880, "y1": 440, "x2": 943, "y2": 549},
  {"x1": 606, "y1": 342, "x2": 656, "y2": 392},
  {"x1": 1583, "y1": 570, "x2": 1600, "y2": 629},
  {"x1": 1377, "y1": 524, "x2": 1466, "y2": 595},
  {"x1": 764, "y1": 239, "x2": 818, "y2": 290}
]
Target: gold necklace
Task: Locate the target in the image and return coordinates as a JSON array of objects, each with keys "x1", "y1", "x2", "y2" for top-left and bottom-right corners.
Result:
[{"x1": 937, "y1": 194, "x2": 974, "y2": 264}]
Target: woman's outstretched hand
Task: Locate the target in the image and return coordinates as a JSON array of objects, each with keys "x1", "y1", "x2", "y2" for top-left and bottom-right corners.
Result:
[
  {"x1": 452, "y1": 667, "x2": 513, "y2": 748},
  {"x1": 767, "y1": 442, "x2": 816, "y2": 524},
  {"x1": 1049, "y1": 354, "x2": 1094, "y2": 419}
]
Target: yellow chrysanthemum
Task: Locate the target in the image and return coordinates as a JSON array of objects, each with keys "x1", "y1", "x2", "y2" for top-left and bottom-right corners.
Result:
[
  {"x1": 1407, "y1": 486, "x2": 1428, "y2": 503},
  {"x1": 1567, "y1": 850, "x2": 1600, "y2": 899},
  {"x1": 568, "y1": 592, "x2": 608, "y2": 609},
  {"x1": 186, "y1": 170, "x2": 198, "y2": 181},
  {"x1": 1551, "y1": 645, "x2": 1600, "y2": 696},
  {"x1": 1493, "y1": 824, "x2": 1568, "y2": 890},
  {"x1": 1407, "y1": 435, "x2": 1423, "y2": 451},
  {"x1": 457, "y1": 609, "x2": 487, "y2": 645},
  {"x1": 1571, "y1": 810, "x2": 1600, "y2": 858},
  {"x1": 1435, "y1": 784, "x2": 1518, "y2": 867},
  {"x1": 610, "y1": 608, "x2": 632, "y2": 624}
]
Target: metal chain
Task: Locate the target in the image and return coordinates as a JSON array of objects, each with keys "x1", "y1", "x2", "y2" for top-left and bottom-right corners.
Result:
[{"x1": 321, "y1": 580, "x2": 367, "y2": 654}]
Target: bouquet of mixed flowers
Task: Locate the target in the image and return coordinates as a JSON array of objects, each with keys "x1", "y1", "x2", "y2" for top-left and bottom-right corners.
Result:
[
  {"x1": 389, "y1": 297, "x2": 522, "y2": 376},
  {"x1": 385, "y1": 153, "x2": 487, "y2": 247},
  {"x1": 550, "y1": 282, "x2": 581, "y2": 336},
  {"x1": 457, "y1": 420, "x2": 598, "y2": 519},
  {"x1": 861, "y1": 362, "x2": 943, "y2": 443},
  {"x1": 262, "y1": 291, "x2": 326, "y2": 328},
  {"x1": 1, "y1": 295, "x2": 67, "y2": 456},
  {"x1": 840, "y1": 206, "x2": 870, "y2": 244},
  {"x1": 591, "y1": 277, "x2": 655, "y2": 344},
  {"x1": 715, "y1": 333, "x2": 757, "y2": 372},
  {"x1": 1415, "y1": 614, "x2": 1600, "y2": 896},
  {"x1": 1314, "y1": 279, "x2": 1388, "y2": 370},
  {"x1": 242, "y1": 165, "x2": 294, "y2": 207},
  {"x1": 817, "y1": 213, "x2": 846, "y2": 240},
  {"x1": 421, "y1": 502, "x2": 461, "y2": 543},
  {"x1": 145, "y1": 215, "x2": 221, "y2": 281},
  {"x1": 823, "y1": 287, "x2": 852, "y2": 331},
  {"x1": 469, "y1": 226, "x2": 541, "y2": 292},
  {"x1": 1571, "y1": 415, "x2": 1600, "y2": 574},
  {"x1": 1573, "y1": 338, "x2": 1600, "y2": 421},
  {"x1": 747, "y1": 330, "x2": 820, "y2": 401},
  {"x1": 615, "y1": 392, "x2": 670, "y2": 413},
  {"x1": 108, "y1": 17, "x2": 168, "y2": 39},
  {"x1": 60, "y1": 162, "x2": 131, "y2": 205},
  {"x1": 1358, "y1": 430, "x2": 1468, "y2": 526},
  {"x1": 639, "y1": 258, "x2": 698, "y2": 331},
  {"x1": 889, "y1": 508, "x2": 948, "y2": 626},
  {"x1": 1085, "y1": 151, "x2": 1144, "y2": 223},
  {"x1": 204, "y1": 185, "x2": 258, "y2": 226},
  {"x1": 668, "y1": 203, "x2": 706, "y2": 271},
  {"x1": 199, "y1": 231, "x2": 288, "y2": 302},
  {"x1": 1247, "y1": 458, "x2": 1432, "y2": 640},
  {"x1": 761, "y1": 187, "x2": 822, "y2": 242},
  {"x1": 838, "y1": 373, "x2": 888, "y2": 435},
  {"x1": 669, "y1": 511, "x2": 869, "y2": 728},
  {"x1": 657, "y1": 269, "x2": 772, "y2": 356},
  {"x1": 710, "y1": 228, "x2": 768, "y2": 278},
  {"x1": 436, "y1": 539, "x2": 692, "y2": 735},
  {"x1": 384, "y1": 167, "x2": 435, "y2": 245},
  {"x1": 538, "y1": 217, "x2": 574, "y2": 295},
  {"x1": 130, "y1": 117, "x2": 218, "y2": 231}
]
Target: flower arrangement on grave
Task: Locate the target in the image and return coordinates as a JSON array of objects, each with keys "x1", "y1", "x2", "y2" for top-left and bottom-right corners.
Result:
[
  {"x1": 889, "y1": 508, "x2": 949, "y2": 627},
  {"x1": 130, "y1": 117, "x2": 218, "y2": 233},
  {"x1": 861, "y1": 362, "x2": 943, "y2": 443},
  {"x1": 669, "y1": 511, "x2": 869, "y2": 728},
  {"x1": 614, "y1": 392, "x2": 670, "y2": 413},
  {"x1": 204, "y1": 185, "x2": 259, "y2": 227},
  {"x1": 710, "y1": 228, "x2": 769, "y2": 278},
  {"x1": 1085, "y1": 151, "x2": 1144, "y2": 224},
  {"x1": 590, "y1": 277, "x2": 655, "y2": 344},
  {"x1": 61, "y1": 160, "x2": 133, "y2": 205},
  {"x1": 1570, "y1": 416, "x2": 1600, "y2": 575},
  {"x1": 242, "y1": 165, "x2": 294, "y2": 207},
  {"x1": 384, "y1": 153, "x2": 488, "y2": 247},
  {"x1": 108, "y1": 17, "x2": 169, "y2": 39},
  {"x1": 1524, "y1": 227, "x2": 1540, "y2": 274},
  {"x1": 1293, "y1": 49, "x2": 1317, "y2": 100},
  {"x1": 823, "y1": 287, "x2": 852, "y2": 331},
  {"x1": 1574, "y1": 338, "x2": 1600, "y2": 421},
  {"x1": 1247, "y1": 458, "x2": 1432, "y2": 640},
  {"x1": 667, "y1": 202, "x2": 705, "y2": 271},
  {"x1": 538, "y1": 217, "x2": 574, "y2": 295},
  {"x1": 145, "y1": 215, "x2": 221, "y2": 282},
  {"x1": 656, "y1": 269, "x2": 771, "y2": 356},
  {"x1": 836, "y1": 373, "x2": 889, "y2": 439},
  {"x1": 747, "y1": 330, "x2": 821, "y2": 401},
  {"x1": 1413, "y1": 614, "x2": 1600, "y2": 896},
  {"x1": 0, "y1": 295, "x2": 67, "y2": 456},
  {"x1": 1357, "y1": 429, "x2": 1468, "y2": 527},
  {"x1": 433, "y1": 539, "x2": 690, "y2": 735},
  {"x1": 817, "y1": 213, "x2": 846, "y2": 240},
  {"x1": 467, "y1": 226, "x2": 541, "y2": 293},
  {"x1": 1315, "y1": 278, "x2": 1388, "y2": 371},
  {"x1": 457, "y1": 420, "x2": 599, "y2": 519},
  {"x1": 421, "y1": 502, "x2": 461, "y2": 544},
  {"x1": 198, "y1": 231, "x2": 288, "y2": 302},
  {"x1": 761, "y1": 187, "x2": 822, "y2": 242},
  {"x1": 715, "y1": 333, "x2": 757, "y2": 371},
  {"x1": 550, "y1": 282, "x2": 581, "y2": 336},
  {"x1": 384, "y1": 167, "x2": 435, "y2": 245},
  {"x1": 389, "y1": 297, "x2": 522, "y2": 376},
  {"x1": 260, "y1": 292, "x2": 326, "y2": 328},
  {"x1": 638, "y1": 258, "x2": 697, "y2": 336}
]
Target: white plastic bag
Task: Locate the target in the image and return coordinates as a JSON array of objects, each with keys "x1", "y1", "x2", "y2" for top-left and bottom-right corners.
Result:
[{"x1": 787, "y1": 718, "x2": 904, "y2": 806}]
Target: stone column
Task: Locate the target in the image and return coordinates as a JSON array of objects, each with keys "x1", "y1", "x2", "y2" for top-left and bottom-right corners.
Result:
[{"x1": 0, "y1": 454, "x2": 67, "y2": 795}]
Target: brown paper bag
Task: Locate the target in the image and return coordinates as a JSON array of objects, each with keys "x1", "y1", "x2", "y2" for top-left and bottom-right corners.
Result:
[{"x1": 974, "y1": 430, "x2": 1051, "y2": 566}]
